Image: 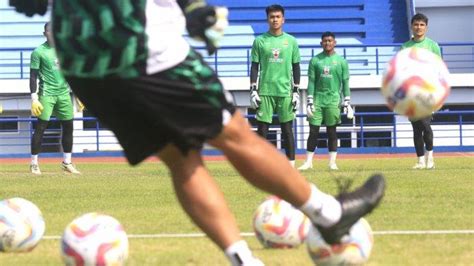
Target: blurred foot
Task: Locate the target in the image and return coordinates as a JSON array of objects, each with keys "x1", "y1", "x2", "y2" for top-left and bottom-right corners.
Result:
[
  {"x1": 61, "y1": 162, "x2": 81, "y2": 174},
  {"x1": 412, "y1": 162, "x2": 426, "y2": 169},
  {"x1": 316, "y1": 174, "x2": 386, "y2": 244},
  {"x1": 30, "y1": 164, "x2": 41, "y2": 175},
  {"x1": 329, "y1": 163, "x2": 339, "y2": 170},
  {"x1": 426, "y1": 159, "x2": 435, "y2": 169},
  {"x1": 298, "y1": 161, "x2": 313, "y2": 170}
]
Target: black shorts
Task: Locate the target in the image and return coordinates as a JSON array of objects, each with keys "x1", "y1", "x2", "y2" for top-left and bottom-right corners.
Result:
[{"x1": 66, "y1": 50, "x2": 235, "y2": 165}]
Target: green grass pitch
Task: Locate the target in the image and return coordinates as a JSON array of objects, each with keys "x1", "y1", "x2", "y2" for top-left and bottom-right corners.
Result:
[{"x1": 0, "y1": 155, "x2": 473, "y2": 265}]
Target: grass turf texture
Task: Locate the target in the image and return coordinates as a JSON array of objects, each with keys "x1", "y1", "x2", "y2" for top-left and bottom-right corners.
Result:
[{"x1": 0, "y1": 156, "x2": 473, "y2": 265}]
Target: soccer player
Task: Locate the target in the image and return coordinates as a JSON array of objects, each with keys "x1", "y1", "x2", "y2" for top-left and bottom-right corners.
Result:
[
  {"x1": 11, "y1": 1, "x2": 385, "y2": 265},
  {"x1": 29, "y1": 22, "x2": 80, "y2": 175},
  {"x1": 401, "y1": 13, "x2": 441, "y2": 169},
  {"x1": 249, "y1": 4, "x2": 300, "y2": 167},
  {"x1": 299, "y1": 32, "x2": 352, "y2": 171}
]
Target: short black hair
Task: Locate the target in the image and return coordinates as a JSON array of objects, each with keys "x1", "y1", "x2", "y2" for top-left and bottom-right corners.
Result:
[
  {"x1": 411, "y1": 13, "x2": 428, "y2": 25},
  {"x1": 266, "y1": 4, "x2": 284, "y2": 16},
  {"x1": 321, "y1": 31, "x2": 335, "y2": 40}
]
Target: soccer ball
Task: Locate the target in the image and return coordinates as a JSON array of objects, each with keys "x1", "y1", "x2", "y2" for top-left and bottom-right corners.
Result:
[
  {"x1": 61, "y1": 212, "x2": 129, "y2": 266},
  {"x1": 253, "y1": 196, "x2": 310, "y2": 248},
  {"x1": 381, "y1": 47, "x2": 450, "y2": 119},
  {"x1": 306, "y1": 218, "x2": 374, "y2": 265},
  {"x1": 0, "y1": 197, "x2": 45, "y2": 252}
]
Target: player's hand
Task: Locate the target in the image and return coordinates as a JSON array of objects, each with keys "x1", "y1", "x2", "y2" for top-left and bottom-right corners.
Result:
[
  {"x1": 342, "y1": 96, "x2": 354, "y2": 119},
  {"x1": 250, "y1": 84, "x2": 261, "y2": 110},
  {"x1": 75, "y1": 97, "x2": 85, "y2": 112},
  {"x1": 31, "y1": 93, "x2": 43, "y2": 117},
  {"x1": 345, "y1": 104, "x2": 354, "y2": 119},
  {"x1": 307, "y1": 95, "x2": 314, "y2": 118},
  {"x1": 9, "y1": 0, "x2": 48, "y2": 17},
  {"x1": 292, "y1": 86, "x2": 300, "y2": 112},
  {"x1": 343, "y1": 96, "x2": 351, "y2": 107},
  {"x1": 184, "y1": 3, "x2": 228, "y2": 55}
]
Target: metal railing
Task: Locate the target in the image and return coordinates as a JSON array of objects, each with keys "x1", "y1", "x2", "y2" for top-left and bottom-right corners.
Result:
[
  {"x1": 1, "y1": 42, "x2": 473, "y2": 79},
  {"x1": 1, "y1": 110, "x2": 473, "y2": 155}
]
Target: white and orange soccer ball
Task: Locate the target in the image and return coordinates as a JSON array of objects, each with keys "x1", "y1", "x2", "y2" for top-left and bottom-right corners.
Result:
[
  {"x1": 253, "y1": 196, "x2": 310, "y2": 248},
  {"x1": 0, "y1": 197, "x2": 45, "y2": 252},
  {"x1": 381, "y1": 47, "x2": 450, "y2": 119},
  {"x1": 61, "y1": 212, "x2": 129, "y2": 266},
  {"x1": 306, "y1": 218, "x2": 374, "y2": 265}
]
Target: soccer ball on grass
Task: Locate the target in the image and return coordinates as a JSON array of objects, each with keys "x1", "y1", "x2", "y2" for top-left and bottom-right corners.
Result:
[
  {"x1": 0, "y1": 197, "x2": 45, "y2": 252},
  {"x1": 253, "y1": 196, "x2": 310, "y2": 248},
  {"x1": 306, "y1": 218, "x2": 374, "y2": 265},
  {"x1": 61, "y1": 212, "x2": 129, "y2": 266},
  {"x1": 381, "y1": 47, "x2": 450, "y2": 119}
]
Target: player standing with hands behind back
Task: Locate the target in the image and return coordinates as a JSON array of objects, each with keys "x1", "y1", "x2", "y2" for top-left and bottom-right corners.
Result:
[
  {"x1": 299, "y1": 32, "x2": 352, "y2": 171},
  {"x1": 250, "y1": 4, "x2": 301, "y2": 167},
  {"x1": 401, "y1": 13, "x2": 440, "y2": 169},
  {"x1": 29, "y1": 22, "x2": 81, "y2": 175}
]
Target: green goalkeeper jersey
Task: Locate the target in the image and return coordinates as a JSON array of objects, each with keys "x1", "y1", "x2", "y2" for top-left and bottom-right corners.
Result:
[
  {"x1": 52, "y1": 0, "x2": 190, "y2": 78},
  {"x1": 30, "y1": 42, "x2": 69, "y2": 96},
  {"x1": 307, "y1": 52, "x2": 350, "y2": 107},
  {"x1": 251, "y1": 32, "x2": 300, "y2": 97},
  {"x1": 401, "y1": 37, "x2": 441, "y2": 57}
]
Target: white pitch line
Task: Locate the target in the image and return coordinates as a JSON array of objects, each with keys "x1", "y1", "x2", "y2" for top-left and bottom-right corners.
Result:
[{"x1": 42, "y1": 230, "x2": 474, "y2": 240}]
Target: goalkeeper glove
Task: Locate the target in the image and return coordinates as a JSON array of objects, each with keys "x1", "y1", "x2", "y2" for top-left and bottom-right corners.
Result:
[
  {"x1": 9, "y1": 0, "x2": 48, "y2": 17},
  {"x1": 342, "y1": 96, "x2": 354, "y2": 119},
  {"x1": 306, "y1": 95, "x2": 314, "y2": 118},
  {"x1": 31, "y1": 93, "x2": 43, "y2": 117},
  {"x1": 184, "y1": 2, "x2": 228, "y2": 55},
  {"x1": 75, "y1": 97, "x2": 85, "y2": 112},
  {"x1": 250, "y1": 84, "x2": 261, "y2": 110},
  {"x1": 291, "y1": 86, "x2": 300, "y2": 112}
]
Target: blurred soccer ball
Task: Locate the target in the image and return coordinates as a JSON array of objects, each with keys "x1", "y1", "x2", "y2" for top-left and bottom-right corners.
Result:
[
  {"x1": 306, "y1": 218, "x2": 373, "y2": 265},
  {"x1": 61, "y1": 212, "x2": 129, "y2": 266},
  {"x1": 253, "y1": 196, "x2": 310, "y2": 248},
  {"x1": 0, "y1": 197, "x2": 45, "y2": 252},
  {"x1": 381, "y1": 47, "x2": 450, "y2": 119}
]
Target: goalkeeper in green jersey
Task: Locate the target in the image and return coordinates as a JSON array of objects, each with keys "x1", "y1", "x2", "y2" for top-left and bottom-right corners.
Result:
[
  {"x1": 401, "y1": 13, "x2": 441, "y2": 170},
  {"x1": 29, "y1": 22, "x2": 81, "y2": 175},
  {"x1": 11, "y1": 1, "x2": 386, "y2": 264},
  {"x1": 299, "y1": 32, "x2": 352, "y2": 171},
  {"x1": 250, "y1": 4, "x2": 301, "y2": 167}
]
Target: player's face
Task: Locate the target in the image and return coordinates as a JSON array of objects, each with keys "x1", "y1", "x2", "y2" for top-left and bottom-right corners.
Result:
[
  {"x1": 267, "y1": 11, "x2": 284, "y2": 32},
  {"x1": 411, "y1": 20, "x2": 427, "y2": 39},
  {"x1": 44, "y1": 24, "x2": 54, "y2": 45},
  {"x1": 321, "y1": 36, "x2": 336, "y2": 53}
]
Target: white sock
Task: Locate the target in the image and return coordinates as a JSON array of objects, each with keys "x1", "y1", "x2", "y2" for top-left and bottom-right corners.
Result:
[
  {"x1": 305, "y1": 151, "x2": 315, "y2": 163},
  {"x1": 299, "y1": 184, "x2": 342, "y2": 227},
  {"x1": 418, "y1": 155, "x2": 425, "y2": 164},
  {"x1": 225, "y1": 240, "x2": 258, "y2": 266},
  {"x1": 63, "y1": 153, "x2": 72, "y2": 164},
  {"x1": 31, "y1": 155, "x2": 38, "y2": 165},
  {"x1": 329, "y1": 151, "x2": 337, "y2": 165},
  {"x1": 426, "y1": 150, "x2": 433, "y2": 160},
  {"x1": 289, "y1": 160, "x2": 295, "y2": 167}
]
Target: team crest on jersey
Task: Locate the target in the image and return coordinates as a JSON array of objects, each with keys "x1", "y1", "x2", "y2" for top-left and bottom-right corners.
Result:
[
  {"x1": 283, "y1": 40, "x2": 289, "y2": 46},
  {"x1": 269, "y1": 48, "x2": 283, "y2": 63},
  {"x1": 323, "y1": 66, "x2": 330, "y2": 75},
  {"x1": 322, "y1": 65, "x2": 333, "y2": 78},
  {"x1": 272, "y1": 48, "x2": 280, "y2": 59}
]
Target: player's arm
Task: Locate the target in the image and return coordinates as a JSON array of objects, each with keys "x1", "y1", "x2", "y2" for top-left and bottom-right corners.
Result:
[
  {"x1": 9, "y1": 0, "x2": 48, "y2": 17},
  {"x1": 291, "y1": 63, "x2": 301, "y2": 111},
  {"x1": 29, "y1": 69, "x2": 43, "y2": 117},
  {"x1": 249, "y1": 62, "x2": 260, "y2": 109},
  {"x1": 341, "y1": 60, "x2": 354, "y2": 119},
  {"x1": 177, "y1": 0, "x2": 228, "y2": 55},
  {"x1": 306, "y1": 59, "x2": 316, "y2": 118}
]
